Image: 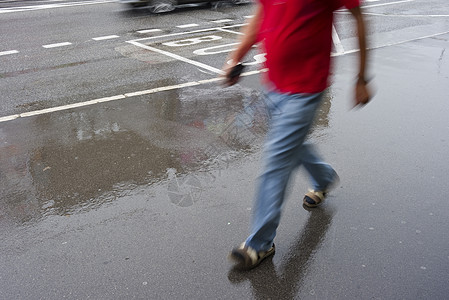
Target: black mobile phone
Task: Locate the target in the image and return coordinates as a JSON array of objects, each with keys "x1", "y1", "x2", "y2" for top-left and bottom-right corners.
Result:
[{"x1": 228, "y1": 63, "x2": 245, "y2": 80}]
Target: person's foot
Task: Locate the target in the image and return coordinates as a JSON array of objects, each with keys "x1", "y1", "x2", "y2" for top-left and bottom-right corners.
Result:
[
  {"x1": 303, "y1": 173, "x2": 340, "y2": 208},
  {"x1": 228, "y1": 243, "x2": 275, "y2": 270},
  {"x1": 303, "y1": 190, "x2": 326, "y2": 208}
]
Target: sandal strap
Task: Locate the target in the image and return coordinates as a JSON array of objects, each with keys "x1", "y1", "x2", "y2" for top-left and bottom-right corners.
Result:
[{"x1": 305, "y1": 190, "x2": 325, "y2": 204}]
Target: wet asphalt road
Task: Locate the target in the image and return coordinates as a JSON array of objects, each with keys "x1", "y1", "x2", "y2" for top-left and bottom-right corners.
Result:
[{"x1": 1, "y1": 0, "x2": 449, "y2": 299}]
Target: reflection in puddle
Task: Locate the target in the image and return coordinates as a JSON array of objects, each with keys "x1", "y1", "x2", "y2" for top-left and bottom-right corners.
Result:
[
  {"x1": 29, "y1": 130, "x2": 180, "y2": 215},
  {"x1": 0, "y1": 84, "x2": 335, "y2": 226}
]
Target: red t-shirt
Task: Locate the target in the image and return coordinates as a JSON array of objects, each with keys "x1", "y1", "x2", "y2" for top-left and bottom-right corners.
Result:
[{"x1": 258, "y1": 0, "x2": 360, "y2": 93}]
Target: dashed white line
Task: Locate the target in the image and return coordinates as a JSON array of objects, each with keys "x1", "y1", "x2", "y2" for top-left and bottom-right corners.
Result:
[
  {"x1": 0, "y1": 50, "x2": 19, "y2": 56},
  {"x1": 137, "y1": 29, "x2": 162, "y2": 34},
  {"x1": 211, "y1": 19, "x2": 233, "y2": 23},
  {"x1": 42, "y1": 42, "x2": 72, "y2": 48},
  {"x1": 244, "y1": 15, "x2": 254, "y2": 19},
  {"x1": 92, "y1": 35, "x2": 120, "y2": 41},
  {"x1": 176, "y1": 24, "x2": 199, "y2": 29}
]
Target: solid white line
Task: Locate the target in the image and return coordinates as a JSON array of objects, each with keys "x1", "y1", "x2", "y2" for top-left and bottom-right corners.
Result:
[
  {"x1": 137, "y1": 29, "x2": 162, "y2": 34},
  {"x1": 0, "y1": 0, "x2": 114, "y2": 13},
  {"x1": 0, "y1": 80, "x2": 215, "y2": 123},
  {"x1": 0, "y1": 69, "x2": 270, "y2": 123},
  {"x1": 177, "y1": 24, "x2": 199, "y2": 28},
  {"x1": 332, "y1": 25, "x2": 345, "y2": 54},
  {"x1": 19, "y1": 95, "x2": 127, "y2": 118},
  {"x1": 241, "y1": 69, "x2": 268, "y2": 77},
  {"x1": 357, "y1": 12, "x2": 449, "y2": 17},
  {"x1": 0, "y1": 115, "x2": 20, "y2": 122},
  {"x1": 362, "y1": 0, "x2": 415, "y2": 9},
  {"x1": 124, "y1": 82, "x2": 200, "y2": 97},
  {"x1": 128, "y1": 40, "x2": 224, "y2": 75},
  {"x1": 0, "y1": 50, "x2": 19, "y2": 56},
  {"x1": 196, "y1": 77, "x2": 223, "y2": 84},
  {"x1": 211, "y1": 19, "x2": 233, "y2": 23},
  {"x1": 92, "y1": 35, "x2": 119, "y2": 41},
  {"x1": 42, "y1": 42, "x2": 72, "y2": 48},
  {"x1": 331, "y1": 30, "x2": 449, "y2": 57},
  {"x1": 336, "y1": 0, "x2": 415, "y2": 12}
]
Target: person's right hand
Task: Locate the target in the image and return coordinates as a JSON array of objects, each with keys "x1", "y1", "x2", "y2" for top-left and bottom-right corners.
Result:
[{"x1": 222, "y1": 60, "x2": 240, "y2": 86}]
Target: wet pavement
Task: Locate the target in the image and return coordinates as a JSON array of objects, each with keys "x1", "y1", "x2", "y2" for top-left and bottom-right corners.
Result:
[{"x1": 1, "y1": 5, "x2": 449, "y2": 300}]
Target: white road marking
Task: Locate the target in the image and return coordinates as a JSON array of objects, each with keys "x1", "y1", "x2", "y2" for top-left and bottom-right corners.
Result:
[
  {"x1": 176, "y1": 24, "x2": 199, "y2": 29},
  {"x1": 124, "y1": 82, "x2": 200, "y2": 97},
  {"x1": 92, "y1": 35, "x2": 120, "y2": 41},
  {"x1": 163, "y1": 35, "x2": 222, "y2": 47},
  {"x1": 131, "y1": 24, "x2": 244, "y2": 42},
  {"x1": 244, "y1": 15, "x2": 254, "y2": 19},
  {"x1": 0, "y1": 69, "x2": 269, "y2": 124},
  {"x1": 217, "y1": 28, "x2": 244, "y2": 35},
  {"x1": 0, "y1": 0, "x2": 114, "y2": 13},
  {"x1": 363, "y1": 0, "x2": 415, "y2": 8},
  {"x1": 127, "y1": 40, "x2": 224, "y2": 74},
  {"x1": 2, "y1": 24, "x2": 447, "y2": 124},
  {"x1": 137, "y1": 29, "x2": 163, "y2": 34},
  {"x1": 331, "y1": 30, "x2": 449, "y2": 56},
  {"x1": 336, "y1": 0, "x2": 415, "y2": 12},
  {"x1": 196, "y1": 77, "x2": 222, "y2": 84},
  {"x1": 42, "y1": 42, "x2": 72, "y2": 48},
  {"x1": 0, "y1": 115, "x2": 20, "y2": 122},
  {"x1": 332, "y1": 25, "x2": 345, "y2": 54},
  {"x1": 211, "y1": 19, "x2": 233, "y2": 23},
  {"x1": 193, "y1": 43, "x2": 240, "y2": 55},
  {"x1": 0, "y1": 50, "x2": 19, "y2": 56},
  {"x1": 357, "y1": 12, "x2": 449, "y2": 17},
  {"x1": 19, "y1": 95, "x2": 126, "y2": 118}
]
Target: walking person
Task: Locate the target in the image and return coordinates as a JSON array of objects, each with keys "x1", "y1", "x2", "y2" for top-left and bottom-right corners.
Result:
[{"x1": 223, "y1": 0, "x2": 371, "y2": 270}]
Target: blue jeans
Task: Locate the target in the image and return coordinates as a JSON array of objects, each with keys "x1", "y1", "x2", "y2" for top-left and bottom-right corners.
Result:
[{"x1": 245, "y1": 91, "x2": 337, "y2": 252}]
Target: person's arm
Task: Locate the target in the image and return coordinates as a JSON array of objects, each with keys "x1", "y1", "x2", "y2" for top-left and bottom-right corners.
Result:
[
  {"x1": 349, "y1": 6, "x2": 371, "y2": 106},
  {"x1": 223, "y1": 4, "x2": 264, "y2": 86}
]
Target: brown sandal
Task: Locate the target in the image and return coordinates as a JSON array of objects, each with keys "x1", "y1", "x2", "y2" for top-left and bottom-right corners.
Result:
[
  {"x1": 303, "y1": 190, "x2": 326, "y2": 208},
  {"x1": 228, "y1": 243, "x2": 275, "y2": 270}
]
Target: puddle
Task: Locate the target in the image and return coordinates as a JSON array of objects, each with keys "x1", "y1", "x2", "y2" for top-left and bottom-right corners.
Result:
[{"x1": 0, "y1": 81, "x2": 334, "y2": 226}]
